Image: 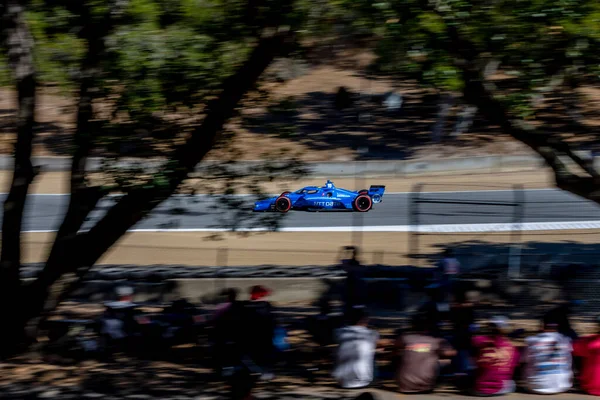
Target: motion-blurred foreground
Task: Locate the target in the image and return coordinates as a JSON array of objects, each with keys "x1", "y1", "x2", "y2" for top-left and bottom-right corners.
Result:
[{"x1": 3, "y1": 0, "x2": 600, "y2": 398}]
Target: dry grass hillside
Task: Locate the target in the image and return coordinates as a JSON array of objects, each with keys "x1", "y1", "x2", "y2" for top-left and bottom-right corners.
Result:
[{"x1": 2, "y1": 49, "x2": 600, "y2": 161}]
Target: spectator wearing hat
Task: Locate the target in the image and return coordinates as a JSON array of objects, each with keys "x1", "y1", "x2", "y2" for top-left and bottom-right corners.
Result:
[
  {"x1": 241, "y1": 285, "x2": 277, "y2": 380},
  {"x1": 573, "y1": 316, "x2": 600, "y2": 396},
  {"x1": 107, "y1": 286, "x2": 136, "y2": 308},
  {"x1": 100, "y1": 286, "x2": 139, "y2": 350},
  {"x1": 470, "y1": 316, "x2": 520, "y2": 396},
  {"x1": 521, "y1": 314, "x2": 573, "y2": 394}
]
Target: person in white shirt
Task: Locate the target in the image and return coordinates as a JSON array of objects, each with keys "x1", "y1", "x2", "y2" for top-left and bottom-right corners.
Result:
[
  {"x1": 332, "y1": 306, "x2": 380, "y2": 389},
  {"x1": 522, "y1": 314, "x2": 573, "y2": 394}
]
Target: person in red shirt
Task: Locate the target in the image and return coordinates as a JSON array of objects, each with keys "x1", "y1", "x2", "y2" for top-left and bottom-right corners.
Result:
[
  {"x1": 471, "y1": 316, "x2": 520, "y2": 396},
  {"x1": 573, "y1": 316, "x2": 600, "y2": 396}
]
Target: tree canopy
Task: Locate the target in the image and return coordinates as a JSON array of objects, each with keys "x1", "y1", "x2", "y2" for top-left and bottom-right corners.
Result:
[
  {"x1": 0, "y1": 0, "x2": 304, "y2": 354},
  {"x1": 340, "y1": 0, "x2": 600, "y2": 200}
]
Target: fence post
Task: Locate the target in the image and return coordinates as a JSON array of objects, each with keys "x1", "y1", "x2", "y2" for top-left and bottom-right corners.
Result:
[
  {"x1": 409, "y1": 183, "x2": 423, "y2": 267},
  {"x1": 373, "y1": 251, "x2": 384, "y2": 265},
  {"x1": 352, "y1": 162, "x2": 366, "y2": 249},
  {"x1": 215, "y1": 247, "x2": 228, "y2": 293},
  {"x1": 508, "y1": 184, "x2": 524, "y2": 279}
]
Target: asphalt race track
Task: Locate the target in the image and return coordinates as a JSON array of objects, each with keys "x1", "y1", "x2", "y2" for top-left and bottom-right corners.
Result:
[{"x1": 2, "y1": 188, "x2": 600, "y2": 232}]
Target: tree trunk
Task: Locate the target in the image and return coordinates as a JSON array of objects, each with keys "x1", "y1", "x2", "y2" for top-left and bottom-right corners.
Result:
[
  {"x1": 25, "y1": 13, "x2": 107, "y2": 334},
  {"x1": 0, "y1": 0, "x2": 37, "y2": 356},
  {"x1": 23, "y1": 30, "x2": 294, "y2": 329}
]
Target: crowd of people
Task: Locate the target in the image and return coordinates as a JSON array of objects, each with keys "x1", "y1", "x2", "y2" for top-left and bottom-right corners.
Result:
[
  {"x1": 330, "y1": 287, "x2": 600, "y2": 397},
  {"x1": 91, "y1": 248, "x2": 600, "y2": 400},
  {"x1": 204, "y1": 280, "x2": 600, "y2": 399}
]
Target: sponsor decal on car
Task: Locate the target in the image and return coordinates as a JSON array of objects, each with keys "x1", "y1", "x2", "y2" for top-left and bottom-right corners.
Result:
[{"x1": 313, "y1": 201, "x2": 334, "y2": 207}]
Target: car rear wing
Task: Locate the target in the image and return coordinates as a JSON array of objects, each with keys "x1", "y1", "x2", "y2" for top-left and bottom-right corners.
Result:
[
  {"x1": 368, "y1": 185, "x2": 386, "y2": 196},
  {"x1": 368, "y1": 185, "x2": 385, "y2": 203}
]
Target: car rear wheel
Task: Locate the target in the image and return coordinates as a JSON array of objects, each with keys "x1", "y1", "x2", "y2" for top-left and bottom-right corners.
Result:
[
  {"x1": 275, "y1": 196, "x2": 292, "y2": 213},
  {"x1": 353, "y1": 194, "x2": 372, "y2": 212},
  {"x1": 358, "y1": 189, "x2": 368, "y2": 195}
]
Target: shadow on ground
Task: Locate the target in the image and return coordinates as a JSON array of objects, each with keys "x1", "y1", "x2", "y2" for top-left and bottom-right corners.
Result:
[
  {"x1": 419, "y1": 239, "x2": 600, "y2": 274},
  {"x1": 241, "y1": 90, "x2": 507, "y2": 161}
]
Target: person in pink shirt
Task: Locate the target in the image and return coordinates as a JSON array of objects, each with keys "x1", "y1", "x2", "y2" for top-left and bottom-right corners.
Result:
[
  {"x1": 573, "y1": 316, "x2": 600, "y2": 396},
  {"x1": 471, "y1": 316, "x2": 520, "y2": 396}
]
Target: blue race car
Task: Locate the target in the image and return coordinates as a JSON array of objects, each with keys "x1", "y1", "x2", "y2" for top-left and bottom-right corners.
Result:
[{"x1": 253, "y1": 180, "x2": 385, "y2": 213}]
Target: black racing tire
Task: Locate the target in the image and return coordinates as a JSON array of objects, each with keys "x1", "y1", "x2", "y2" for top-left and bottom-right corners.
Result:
[
  {"x1": 353, "y1": 194, "x2": 372, "y2": 212},
  {"x1": 275, "y1": 196, "x2": 292, "y2": 213},
  {"x1": 358, "y1": 189, "x2": 368, "y2": 195}
]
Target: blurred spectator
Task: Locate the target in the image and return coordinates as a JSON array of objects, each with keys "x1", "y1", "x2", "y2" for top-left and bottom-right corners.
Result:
[
  {"x1": 106, "y1": 285, "x2": 136, "y2": 308},
  {"x1": 333, "y1": 306, "x2": 380, "y2": 389},
  {"x1": 394, "y1": 313, "x2": 456, "y2": 393},
  {"x1": 242, "y1": 285, "x2": 277, "y2": 380},
  {"x1": 341, "y1": 245, "x2": 360, "y2": 266},
  {"x1": 341, "y1": 246, "x2": 367, "y2": 315},
  {"x1": 418, "y1": 284, "x2": 450, "y2": 338},
  {"x1": 521, "y1": 314, "x2": 573, "y2": 394},
  {"x1": 212, "y1": 288, "x2": 246, "y2": 376},
  {"x1": 437, "y1": 249, "x2": 460, "y2": 299},
  {"x1": 213, "y1": 288, "x2": 241, "y2": 320},
  {"x1": 308, "y1": 294, "x2": 343, "y2": 347},
  {"x1": 450, "y1": 287, "x2": 477, "y2": 387},
  {"x1": 545, "y1": 302, "x2": 579, "y2": 341},
  {"x1": 471, "y1": 316, "x2": 520, "y2": 396},
  {"x1": 228, "y1": 366, "x2": 258, "y2": 400},
  {"x1": 100, "y1": 286, "x2": 139, "y2": 348},
  {"x1": 573, "y1": 316, "x2": 600, "y2": 396},
  {"x1": 354, "y1": 392, "x2": 377, "y2": 400}
]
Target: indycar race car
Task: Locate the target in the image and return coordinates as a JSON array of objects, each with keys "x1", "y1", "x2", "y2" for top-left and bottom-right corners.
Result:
[{"x1": 253, "y1": 180, "x2": 385, "y2": 213}]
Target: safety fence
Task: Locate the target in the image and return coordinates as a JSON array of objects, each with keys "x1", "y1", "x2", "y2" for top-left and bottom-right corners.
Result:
[{"x1": 19, "y1": 248, "x2": 600, "y2": 280}]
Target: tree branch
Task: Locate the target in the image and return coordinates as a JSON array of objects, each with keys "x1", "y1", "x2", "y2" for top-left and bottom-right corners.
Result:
[
  {"x1": 26, "y1": 28, "x2": 294, "y2": 317},
  {"x1": 0, "y1": 0, "x2": 38, "y2": 351},
  {"x1": 442, "y1": 24, "x2": 600, "y2": 201},
  {"x1": 39, "y1": 7, "x2": 107, "y2": 277},
  {"x1": 24, "y1": 6, "x2": 116, "y2": 327}
]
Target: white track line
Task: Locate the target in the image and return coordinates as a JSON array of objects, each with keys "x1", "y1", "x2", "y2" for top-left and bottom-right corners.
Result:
[{"x1": 19, "y1": 220, "x2": 600, "y2": 234}]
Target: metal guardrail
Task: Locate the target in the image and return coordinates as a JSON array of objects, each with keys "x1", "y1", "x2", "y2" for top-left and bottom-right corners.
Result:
[
  {"x1": 20, "y1": 263, "x2": 348, "y2": 280},
  {"x1": 19, "y1": 251, "x2": 600, "y2": 281}
]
